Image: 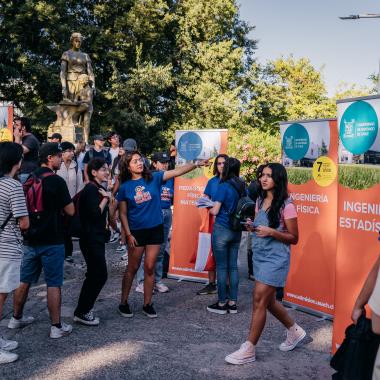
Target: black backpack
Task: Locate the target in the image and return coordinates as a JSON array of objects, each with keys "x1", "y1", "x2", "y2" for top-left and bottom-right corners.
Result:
[
  {"x1": 330, "y1": 313, "x2": 380, "y2": 380},
  {"x1": 227, "y1": 179, "x2": 255, "y2": 232}
]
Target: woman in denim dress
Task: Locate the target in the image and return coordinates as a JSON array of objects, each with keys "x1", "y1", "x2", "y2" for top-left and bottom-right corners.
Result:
[{"x1": 225, "y1": 163, "x2": 306, "y2": 365}]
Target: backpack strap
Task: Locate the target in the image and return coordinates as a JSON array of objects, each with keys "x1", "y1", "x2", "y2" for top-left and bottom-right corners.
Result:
[{"x1": 0, "y1": 213, "x2": 13, "y2": 230}]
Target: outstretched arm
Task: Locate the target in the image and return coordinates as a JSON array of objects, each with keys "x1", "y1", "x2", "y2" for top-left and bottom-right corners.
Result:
[{"x1": 163, "y1": 160, "x2": 208, "y2": 182}]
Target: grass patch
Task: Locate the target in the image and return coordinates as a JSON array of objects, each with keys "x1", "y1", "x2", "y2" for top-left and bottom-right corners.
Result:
[
  {"x1": 339, "y1": 164, "x2": 380, "y2": 190},
  {"x1": 286, "y1": 167, "x2": 313, "y2": 185}
]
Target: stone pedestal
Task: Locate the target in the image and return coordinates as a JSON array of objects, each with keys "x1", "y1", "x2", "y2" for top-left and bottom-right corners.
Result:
[{"x1": 47, "y1": 101, "x2": 89, "y2": 143}]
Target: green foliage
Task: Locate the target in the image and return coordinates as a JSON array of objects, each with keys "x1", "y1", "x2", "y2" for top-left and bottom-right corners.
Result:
[
  {"x1": 228, "y1": 128, "x2": 281, "y2": 182},
  {"x1": 332, "y1": 82, "x2": 375, "y2": 103},
  {"x1": 0, "y1": 0, "x2": 255, "y2": 153},
  {"x1": 286, "y1": 167, "x2": 312, "y2": 185},
  {"x1": 245, "y1": 57, "x2": 335, "y2": 134},
  {"x1": 339, "y1": 164, "x2": 380, "y2": 190}
]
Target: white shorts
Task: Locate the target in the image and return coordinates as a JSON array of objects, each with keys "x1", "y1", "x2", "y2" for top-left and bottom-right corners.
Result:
[{"x1": 0, "y1": 258, "x2": 21, "y2": 293}]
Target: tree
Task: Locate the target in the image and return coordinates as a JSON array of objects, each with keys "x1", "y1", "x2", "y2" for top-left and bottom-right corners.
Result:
[
  {"x1": 245, "y1": 56, "x2": 335, "y2": 134},
  {"x1": 0, "y1": 0, "x2": 256, "y2": 152}
]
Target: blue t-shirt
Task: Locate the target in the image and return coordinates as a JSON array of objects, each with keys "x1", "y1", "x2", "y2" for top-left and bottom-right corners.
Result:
[
  {"x1": 204, "y1": 176, "x2": 220, "y2": 201},
  {"x1": 160, "y1": 177, "x2": 174, "y2": 209},
  {"x1": 214, "y1": 182, "x2": 240, "y2": 228},
  {"x1": 117, "y1": 171, "x2": 164, "y2": 230}
]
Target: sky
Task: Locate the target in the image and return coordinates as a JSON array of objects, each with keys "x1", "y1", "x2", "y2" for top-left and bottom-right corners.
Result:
[{"x1": 238, "y1": 0, "x2": 380, "y2": 96}]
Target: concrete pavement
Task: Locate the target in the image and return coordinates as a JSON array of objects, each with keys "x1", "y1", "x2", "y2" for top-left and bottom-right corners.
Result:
[{"x1": 0, "y1": 242, "x2": 334, "y2": 379}]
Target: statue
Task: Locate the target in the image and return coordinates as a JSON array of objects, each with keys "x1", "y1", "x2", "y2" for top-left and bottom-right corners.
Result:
[
  {"x1": 60, "y1": 32, "x2": 95, "y2": 102},
  {"x1": 47, "y1": 32, "x2": 95, "y2": 144}
]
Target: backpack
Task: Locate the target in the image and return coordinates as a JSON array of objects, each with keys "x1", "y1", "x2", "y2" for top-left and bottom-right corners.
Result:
[
  {"x1": 227, "y1": 179, "x2": 255, "y2": 232},
  {"x1": 22, "y1": 171, "x2": 55, "y2": 239}
]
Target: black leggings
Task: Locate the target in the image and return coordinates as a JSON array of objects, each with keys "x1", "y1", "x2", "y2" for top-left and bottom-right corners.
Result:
[{"x1": 75, "y1": 239, "x2": 108, "y2": 315}]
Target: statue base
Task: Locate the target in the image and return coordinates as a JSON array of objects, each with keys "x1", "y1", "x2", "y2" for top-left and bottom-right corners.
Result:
[{"x1": 47, "y1": 101, "x2": 89, "y2": 143}]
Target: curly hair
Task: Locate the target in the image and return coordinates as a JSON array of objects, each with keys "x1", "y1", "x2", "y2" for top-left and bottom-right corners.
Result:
[{"x1": 118, "y1": 150, "x2": 152, "y2": 184}]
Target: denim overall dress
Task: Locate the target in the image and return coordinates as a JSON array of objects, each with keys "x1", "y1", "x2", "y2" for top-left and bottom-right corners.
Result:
[{"x1": 251, "y1": 200, "x2": 292, "y2": 287}]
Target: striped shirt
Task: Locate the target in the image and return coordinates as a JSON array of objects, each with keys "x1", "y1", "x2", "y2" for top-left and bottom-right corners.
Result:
[{"x1": 0, "y1": 177, "x2": 28, "y2": 261}]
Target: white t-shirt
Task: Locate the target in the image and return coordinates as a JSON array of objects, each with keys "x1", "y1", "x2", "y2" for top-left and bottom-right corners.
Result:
[
  {"x1": 109, "y1": 147, "x2": 119, "y2": 165},
  {"x1": 0, "y1": 177, "x2": 28, "y2": 260}
]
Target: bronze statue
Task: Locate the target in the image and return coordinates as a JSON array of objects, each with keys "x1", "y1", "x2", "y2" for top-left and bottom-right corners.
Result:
[
  {"x1": 60, "y1": 32, "x2": 95, "y2": 102},
  {"x1": 48, "y1": 32, "x2": 95, "y2": 143}
]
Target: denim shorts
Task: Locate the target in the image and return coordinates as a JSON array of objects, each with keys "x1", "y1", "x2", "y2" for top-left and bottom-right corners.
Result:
[{"x1": 20, "y1": 244, "x2": 65, "y2": 287}]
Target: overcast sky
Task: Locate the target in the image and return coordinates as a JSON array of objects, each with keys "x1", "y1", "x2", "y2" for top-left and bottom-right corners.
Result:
[{"x1": 238, "y1": 0, "x2": 380, "y2": 95}]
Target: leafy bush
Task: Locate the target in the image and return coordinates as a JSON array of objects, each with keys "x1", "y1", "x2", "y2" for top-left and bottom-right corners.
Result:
[
  {"x1": 228, "y1": 128, "x2": 281, "y2": 182},
  {"x1": 339, "y1": 164, "x2": 380, "y2": 190}
]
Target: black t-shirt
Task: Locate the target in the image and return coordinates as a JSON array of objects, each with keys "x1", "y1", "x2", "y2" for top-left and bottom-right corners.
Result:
[
  {"x1": 79, "y1": 182, "x2": 108, "y2": 243},
  {"x1": 83, "y1": 148, "x2": 112, "y2": 166},
  {"x1": 20, "y1": 133, "x2": 40, "y2": 174},
  {"x1": 28, "y1": 167, "x2": 72, "y2": 245}
]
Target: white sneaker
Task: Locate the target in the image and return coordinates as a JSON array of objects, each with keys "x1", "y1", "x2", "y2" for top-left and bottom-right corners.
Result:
[
  {"x1": 121, "y1": 252, "x2": 128, "y2": 262},
  {"x1": 0, "y1": 337, "x2": 18, "y2": 351},
  {"x1": 8, "y1": 315, "x2": 34, "y2": 329},
  {"x1": 116, "y1": 244, "x2": 127, "y2": 253},
  {"x1": 135, "y1": 283, "x2": 144, "y2": 294},
  {"x1": 155, "y1": 282, "x2": 169, "y2": 293},
  {"x1": 0, "y1": 349, "x2": 18, "y2": 364},
  {"x1": 225, "y1": 341, "x2": 256, "y2": 365},
  {"x1": 279, "y1": 324, "x2": 306, "y2": 351},
  {"x1": 50, "y1": 322, "x2": 73, "y2": 339}
]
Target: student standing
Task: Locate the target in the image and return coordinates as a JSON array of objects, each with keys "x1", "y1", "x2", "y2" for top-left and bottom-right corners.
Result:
[
  {"x1": 0, "y1": 142, "x2": 29, "y2": 364},
  {"x1": 73, "y1": 158, "x2": 111, "y2": 325},
  {"x1": 57, "y1": 142, "x2": 83, "y2": 262},
  {"x1": 136, "y1": 152, "x2": 174, "y2": 294},
  {"x1": 207, "y1": 157, "x2": 245, "y2": 315},
  {"x1": 196, "y1": 154, "x2": 228, "y2": 295},
  {"x1": 225, "y1": 163, "x2": 305, "y2": 365},
  {"x1": 117, "y1": 151, "x2": 207, "y2": 318}
]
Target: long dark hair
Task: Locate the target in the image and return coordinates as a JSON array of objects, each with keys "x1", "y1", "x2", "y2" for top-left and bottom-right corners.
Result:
[
  {"x1": 0, "y1": 142, "x2": 23, "y2": 176},
  {"x1": 87, "y1": 157, "x2": 106, "y2": 181},
  {"x1": 119, "y1": 150, "x2": 152, "y2": 183},
  {"x1": 221, "y1": 157, "x2": 245, "y2": 193},
  {"x1": 213, "y1": 154, "x2": 229, "y2": 176},
  {"x1": 259, "y1": 163, "x2": 289, "y2": 229}
]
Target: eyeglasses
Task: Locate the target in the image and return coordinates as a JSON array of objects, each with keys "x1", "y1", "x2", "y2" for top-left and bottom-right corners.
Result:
[
  {"x1": 131, "y1": 158, "x2": 143, "y2": 164},
  {"x1": 217, "y1": 162, "x2": 225, "y2": 166}
]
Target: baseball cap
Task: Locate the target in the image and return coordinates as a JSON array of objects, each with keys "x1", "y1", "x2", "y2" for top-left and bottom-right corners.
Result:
[
  {"x1": 93, "y1": 134, "x2": 105, "y2": 142},
  {"x1": 48, "y1": 132, "x2": 62, "y2": 140},
  {"x1": 123, "y1": 138, "x2": 137, "y2": 152},
  {"x1": 60, "y1": 141, "x2": 75, "y2": 151},
  {"x1": 151, "y1": 151, "x2": 170, "y2": 163},
  {"x1": 39, "y1": 142, "x2": 62, "y2": 159}
]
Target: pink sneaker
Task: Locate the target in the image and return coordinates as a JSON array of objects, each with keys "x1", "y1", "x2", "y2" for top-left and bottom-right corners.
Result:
[
  {"x1": 279, "y1": 323, "x2": 306, "y2": 351},
  {"x1": 225, "y1": 341, "x2": 256, "y2": 365}
]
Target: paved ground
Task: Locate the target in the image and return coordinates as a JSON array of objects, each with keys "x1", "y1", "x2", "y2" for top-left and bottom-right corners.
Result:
[{"x1": 0, "y1": 241, "x2": 334, "y2": 380}]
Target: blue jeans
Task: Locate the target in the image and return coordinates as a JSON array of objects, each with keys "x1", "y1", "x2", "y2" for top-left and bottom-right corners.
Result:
[
  {"x1": 20, "y1": 244, "x2": 65, "y2": 287},
  {"x1": 137, "y1": 208, "x2": 172, "y2": 284},
  {"x1": 212, "y1": 223, "x2": 241, "y2": 303}
]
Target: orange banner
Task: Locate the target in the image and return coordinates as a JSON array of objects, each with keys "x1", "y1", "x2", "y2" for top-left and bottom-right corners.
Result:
[
  {"x1": 0, "y1": 105, "x2": 13, "y2": 142},
  {"x1": 280, "y1": 119, "x2": 338, "y2": 317},
  {"x1": 332, "y1": 95, "x2": 380, "y2": 352},
  {"x1": 169, "y1": 129, "x2": 228, "y2": 281}
]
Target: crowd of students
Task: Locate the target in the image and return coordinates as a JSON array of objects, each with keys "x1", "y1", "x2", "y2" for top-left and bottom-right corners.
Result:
[{"x1": 1, "y1": 116, "x2": 378, "y2": 374}]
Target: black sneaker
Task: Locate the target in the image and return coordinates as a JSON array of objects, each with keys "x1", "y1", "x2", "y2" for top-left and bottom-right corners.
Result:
[
  {"x1": 207, "y1": 302, "x2": 228, "y2": 315},
  {"x1": 118, "y1": 303, "x2": 133, "y2": 318},
  {"x1": 196, "y1": 283, "x2": 217, "y2": 295},
  {"x1": 73, "y1": 310, "x2": 99, "y2": 326},
  {"x1": 228, "y1": 303, "x2": 238, "y2": 314},
  {"x1": 143, "y1": 303, "x2": 157, "y2": 318}
]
